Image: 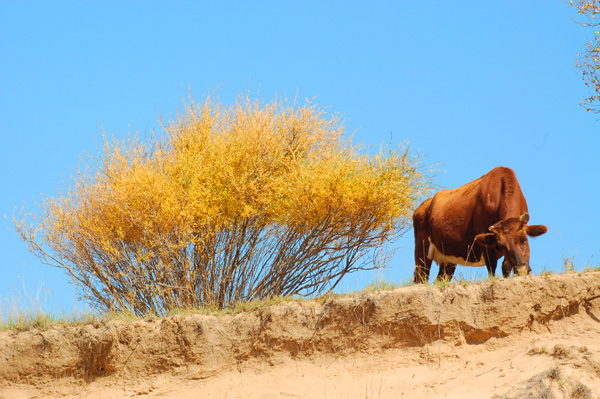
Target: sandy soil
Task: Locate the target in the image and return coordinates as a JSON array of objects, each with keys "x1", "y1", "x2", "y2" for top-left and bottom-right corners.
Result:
[{"x1": 1, "y1": 272, "x2": 599, "y2": 398}]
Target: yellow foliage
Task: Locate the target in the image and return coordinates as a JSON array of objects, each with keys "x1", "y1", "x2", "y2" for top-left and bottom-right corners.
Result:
[{"x1": 15, "y1": 94, "x2": 432, "y2": 315}]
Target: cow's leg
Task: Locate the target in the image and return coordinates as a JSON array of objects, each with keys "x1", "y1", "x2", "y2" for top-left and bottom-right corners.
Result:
[
  {"x1": 436, "y1": 262, "x2": 456, "y2": 282},
  {"x1": 414, "y1": 236, "x2": 432, "y2": 284},
  {"x1": 501, "y1": 259, "x2": 512, "y2": 278},
  {"x1": 484, "y1": 249, "x2": 498, "y2": 278}
]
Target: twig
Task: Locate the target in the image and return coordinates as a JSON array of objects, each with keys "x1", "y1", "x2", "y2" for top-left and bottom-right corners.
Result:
[
  {"x1": 116, "y1": 338, "x2": 143, "y2": 384},
  {"x1": 476, "y1": 366, "x2": 497, "y2": 378}
]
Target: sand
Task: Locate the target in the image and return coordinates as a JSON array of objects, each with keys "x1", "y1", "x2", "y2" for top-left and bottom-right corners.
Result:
[{"x1": 1, "y1": 272, "x2": 599, "y2": 398}]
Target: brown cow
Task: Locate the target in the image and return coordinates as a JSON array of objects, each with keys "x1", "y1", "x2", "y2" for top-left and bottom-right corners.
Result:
[{"x1": 413, "y1": 167, "x2": 547, "y2": 284}]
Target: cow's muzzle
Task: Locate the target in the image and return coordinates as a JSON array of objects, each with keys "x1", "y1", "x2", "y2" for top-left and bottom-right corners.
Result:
[{"x1": 514, "y1": 264, "x2": 531, "y2": 276}]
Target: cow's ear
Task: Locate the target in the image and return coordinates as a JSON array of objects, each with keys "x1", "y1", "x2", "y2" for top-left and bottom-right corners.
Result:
[
  {"x1": 475, "y1": 233, "x2": 497, "y2": 247},
  {"x1": 526, "y1": 224, "x2": 547, "y2": 237}
]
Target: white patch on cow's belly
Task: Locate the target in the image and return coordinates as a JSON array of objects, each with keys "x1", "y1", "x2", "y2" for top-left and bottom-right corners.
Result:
[{"x1": 427, "y1": 240, "x2": 486, "y2": 267}]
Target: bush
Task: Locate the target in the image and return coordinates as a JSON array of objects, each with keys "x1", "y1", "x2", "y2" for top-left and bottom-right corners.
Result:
[
  {"x1": 570, "y1": 0, "x2": 600, "y2": 113},
  {"x1": 15, "y1": 95, "x2": 432, "y2": 316}
]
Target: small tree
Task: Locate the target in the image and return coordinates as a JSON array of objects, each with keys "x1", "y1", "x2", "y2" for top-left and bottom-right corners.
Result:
[
  {"x1": 15, "y1": 95, "x2": 432, "y2": 316},
  {"x1": 571, "y1": 0, "x2": 600, "y2": 113}
]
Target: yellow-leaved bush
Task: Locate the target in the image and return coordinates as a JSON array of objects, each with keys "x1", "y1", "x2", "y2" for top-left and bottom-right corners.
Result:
[{"x1": 15, "y1": 95, "x2": 433, "y2": 315}]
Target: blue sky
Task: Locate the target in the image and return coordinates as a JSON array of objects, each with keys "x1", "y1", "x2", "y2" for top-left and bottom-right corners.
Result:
[{"x1": 1, "y1": 1, "x2": 598, "y2": 313}]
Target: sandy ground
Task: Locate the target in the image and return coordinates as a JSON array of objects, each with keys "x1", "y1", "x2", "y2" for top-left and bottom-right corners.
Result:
[{"x1": 1, "y1": 272, "x2": 599, "y2": 398}]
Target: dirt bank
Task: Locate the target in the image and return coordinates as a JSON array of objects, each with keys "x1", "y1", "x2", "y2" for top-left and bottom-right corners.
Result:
[{"x1": 1, "y1": 272, "x2": 599, "y2": 398}]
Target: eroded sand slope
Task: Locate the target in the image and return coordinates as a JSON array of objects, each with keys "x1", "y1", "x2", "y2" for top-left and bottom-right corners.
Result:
[{"x1": 1, "y1": 272, "x2": 599, "y2": 398}]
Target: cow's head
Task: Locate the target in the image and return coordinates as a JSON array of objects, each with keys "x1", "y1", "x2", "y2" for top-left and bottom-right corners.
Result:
[{"x1": 475, "y1": 213, "x2": 547, "y2": 275}]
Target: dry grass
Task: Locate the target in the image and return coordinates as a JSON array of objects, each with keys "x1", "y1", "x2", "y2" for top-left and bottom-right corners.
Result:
[
  {"x1": 6, "y1": 268, "x2": 598, "y2": 332},
  {"x1": 0, "y1": 282, "x2": 99, "y2": 331}
]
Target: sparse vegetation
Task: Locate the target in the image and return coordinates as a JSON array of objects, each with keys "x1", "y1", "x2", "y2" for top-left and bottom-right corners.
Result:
[
  {"x1": 432, "y1": 277, "x2": 452, "y2": 290},
  {"x1": 426, "y1": 273, "x2": 500, "y2": 291},
  {"x1": 570, "y1": 0, "x2": 600, "y2": 114},
  {"x1": 495, "y1": 365, "x2": 594, "y2": 399},
  {"x1": 552, "y1": 345, "x2": 572, "y2": 360},
  {"x1": 540, "y1": 266, "x2": 554, "y2": 277},
  {"x1": 14, "y1": 94, "x2": 432, "y2": 316},
  {"x1": 563, "y1": 256, "x2": 577, "y2": 273},
  {"x1": 547, "y1": 365, "x2": 562, "y2": 381},
  {"x1": 0, "y1": 294, "x2": 303, "y2": 331},
  {"x1": 571, "y1": 382, "x2": 593, "y2": 399},
  {"x1": 347, "y1": 278, "x2": 410, "y2": 295},
  {"x1": 528, "y1": 346, "x2": 550, "y2": 356},
  {"x1": 0, "y1": 282, "x2": 99, "y2": 331},
  {"x1": 3, "y1": 268, "x2": 599, "y2": 331}
]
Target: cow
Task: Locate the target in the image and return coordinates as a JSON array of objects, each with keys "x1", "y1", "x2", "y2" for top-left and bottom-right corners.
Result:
[{"x1": 413, "y1": 166, "x2": 547, "y2": 284}]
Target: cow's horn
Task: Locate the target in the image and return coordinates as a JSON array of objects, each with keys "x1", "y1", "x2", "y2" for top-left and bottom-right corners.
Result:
[{"x1": 519, "y1": 213, "x2": 530, "y2": 224}]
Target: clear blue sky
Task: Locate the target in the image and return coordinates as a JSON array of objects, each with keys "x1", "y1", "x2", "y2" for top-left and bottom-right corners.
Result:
[{"x1": 1, "y1": 1, "x2": 598, "y2": 313}]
